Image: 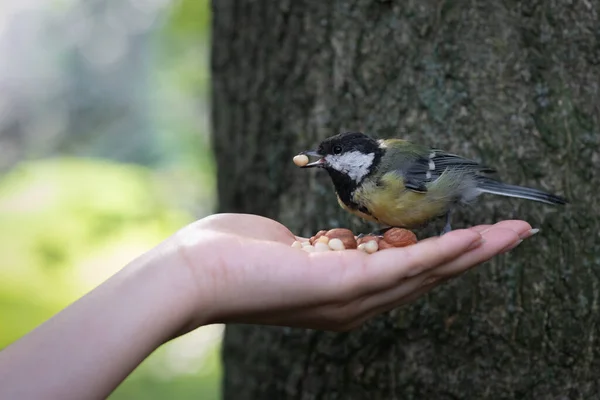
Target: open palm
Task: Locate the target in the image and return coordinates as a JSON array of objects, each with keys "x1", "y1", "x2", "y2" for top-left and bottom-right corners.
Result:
[{"x1": 175, "y1": 213, "x2": 533, "y2": 331}]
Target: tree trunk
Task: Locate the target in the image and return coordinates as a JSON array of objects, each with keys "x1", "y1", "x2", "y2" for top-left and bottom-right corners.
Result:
[{"x1": 211, "y1": 1, "x2": 599, "y2": 398}]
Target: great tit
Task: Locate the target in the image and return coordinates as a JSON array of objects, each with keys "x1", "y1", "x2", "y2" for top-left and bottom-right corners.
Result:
[{"x1": 299, "y1": 132, "x2": 567, "y2": 234}]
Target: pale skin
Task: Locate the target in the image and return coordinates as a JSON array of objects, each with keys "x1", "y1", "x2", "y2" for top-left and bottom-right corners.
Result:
[{"x1": 0, "y1": 213, "x2": 535, "y2": 400}]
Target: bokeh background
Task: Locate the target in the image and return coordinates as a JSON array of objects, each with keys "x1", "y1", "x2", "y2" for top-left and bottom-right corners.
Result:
[{"x1": 0, "y1": 0, "x2": 221, "y2": 398}]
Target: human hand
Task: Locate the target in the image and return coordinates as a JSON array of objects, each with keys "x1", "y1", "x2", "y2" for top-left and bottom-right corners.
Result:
[
  {"x1": 0, "y1": 213, "x2": 535, "y2": 400},
  {"x1": 169, "y1": 214, "x2": 535, "y2": 332}
]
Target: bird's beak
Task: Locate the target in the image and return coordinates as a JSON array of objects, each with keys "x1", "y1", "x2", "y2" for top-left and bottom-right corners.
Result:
[{"x1": 299, "y1": 150, "x2": 325, "y2": 168}]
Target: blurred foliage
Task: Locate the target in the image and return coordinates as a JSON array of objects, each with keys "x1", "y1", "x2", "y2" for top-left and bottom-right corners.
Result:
[
  {"x1": 0, "y1": 0, "x2": 220, "y2": 398},
  {"x1": 166, "y1": 0, "x2": 210, "y2": 40},
  {"x1": 0, "y1": 158, "x2": 191, "y2": 346}
]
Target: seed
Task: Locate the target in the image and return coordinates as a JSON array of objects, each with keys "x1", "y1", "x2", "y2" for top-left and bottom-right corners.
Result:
[
  {"x1": 357, "y1": 235, "x2": 380, "y2": 246},
  {"x1": 293, "y1": 154, "x2": 309, "y2": 167},
  {"x1": 309, "y1": 230, "x2": 328, "y2": 245},
  {"x1": 317, "y1": 236, "x2": 330, "y2": 244},
  {"x1": 314, "y1": 242, "x2": 331, "y2": 252},
  {"x1": 325, "y1": 228, "x2": 357, "y2": 249},
  {"x1": 328, "y1": 238, "x2": 346, "y2": 251},
  {"x1": 364, "y1": 240, "x2": 379, "y2": 254},
  {"x1": 302, "y1": 245, "x2": 315, "y2": 252}
]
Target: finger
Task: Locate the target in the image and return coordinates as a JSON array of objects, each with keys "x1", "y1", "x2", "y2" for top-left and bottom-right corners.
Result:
[
  {"x1": 417, "y1": 219, "x2": 530, "y2": 244},
  {"x1": 265, "y1": 225, "x2": 521, "y2": 329},
  {"x1": 359, "y1": 227, "x2": 521, "y2": 312},
  {"x1": 369, "y1": 228, "x2": 482, "y2": 277},
  {"x1": 330, "y1": 229, "x2": 482, "y2": 296},
  {"x1": 303, "y1": 222, "x2": 524, "y2": 307},
  {"x1": 479, "y1": 220, "x2": 533, "y2": 238},
  {"x1": 470, "y1": 224, "x2": 493, "y2": 233},
  {"x1": 432, "y1": 227, "x2": 522, "y2": 276},
  {"x1": 376, "y1": 224, "x2": 526, "y2": 308}
]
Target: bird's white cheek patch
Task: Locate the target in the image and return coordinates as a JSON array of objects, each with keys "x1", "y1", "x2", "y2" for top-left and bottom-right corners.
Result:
[{"x1": 326, "y1": 151, "x2": 375, "y2": 182}]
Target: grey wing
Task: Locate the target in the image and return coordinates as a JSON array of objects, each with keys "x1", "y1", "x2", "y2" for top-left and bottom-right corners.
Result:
[{"x1": 403, "y1": 150, "x2": 495, "y2": 193}]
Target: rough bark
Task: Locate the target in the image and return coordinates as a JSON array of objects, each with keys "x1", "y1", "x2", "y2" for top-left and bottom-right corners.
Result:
[{"x1": 211, "y1": 1, "x2": 599, "y2": 398}]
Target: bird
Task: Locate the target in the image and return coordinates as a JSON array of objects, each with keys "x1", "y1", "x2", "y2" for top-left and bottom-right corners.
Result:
[{"x1": 298, "y1": 131, "x2": 567, "y2": 234}]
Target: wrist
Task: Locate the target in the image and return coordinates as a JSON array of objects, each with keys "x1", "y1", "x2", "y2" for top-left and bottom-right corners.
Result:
[
  {"x1": 118, "y1": 243, "x2": 201, "y2": 344},
  {"x1": 135, "y1": 234, "x2": 218, "y2": 341}
]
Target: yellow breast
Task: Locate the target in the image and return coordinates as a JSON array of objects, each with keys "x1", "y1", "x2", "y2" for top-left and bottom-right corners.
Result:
[{"x1": 349, "y1": 173, "x2": 449, "y2": 228}]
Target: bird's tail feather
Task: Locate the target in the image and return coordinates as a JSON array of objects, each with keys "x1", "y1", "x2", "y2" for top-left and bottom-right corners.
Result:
[{"x1": 476, "y1": 177, "x2": 567, "y2": 205}]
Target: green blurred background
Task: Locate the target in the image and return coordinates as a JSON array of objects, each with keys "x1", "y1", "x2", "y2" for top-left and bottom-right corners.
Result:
[{"x1": 0, "y1": 0, "x2": 221, "y2": 398}]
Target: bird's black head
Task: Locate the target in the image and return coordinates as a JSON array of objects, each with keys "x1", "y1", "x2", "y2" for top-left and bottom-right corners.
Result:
[
  {"x1": 301, "y1": 132, "x2": 383, "y2": 178},
  {"x1": 300, "y1": 132, "x2": 384, "y2": 205}
]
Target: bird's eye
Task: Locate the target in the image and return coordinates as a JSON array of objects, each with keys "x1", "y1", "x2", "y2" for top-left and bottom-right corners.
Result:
[{"x1": 333, "y1": 145, "x2": 343, "y2": 155}]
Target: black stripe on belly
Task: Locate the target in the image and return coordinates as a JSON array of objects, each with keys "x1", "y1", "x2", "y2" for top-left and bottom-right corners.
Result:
[{"x1": 358, "y1": 205, "x2": 372, "y2": 216}]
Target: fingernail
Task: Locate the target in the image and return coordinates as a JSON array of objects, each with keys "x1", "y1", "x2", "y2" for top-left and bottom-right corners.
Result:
[
  {"x1": 501, "y1": 239, "x2": 523, "y2": 253},
  {"x1": 467, "y1": 238, "x2": 486, "y2": 250},
  {"x1": 520, "y1": 228, "x2": 540, "y2": 239}
]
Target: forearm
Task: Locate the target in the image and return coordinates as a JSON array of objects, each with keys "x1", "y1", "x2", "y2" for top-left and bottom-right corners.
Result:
[
  {"x1": 0, "y1": 246, "x2": 198, "y2": 400},
  {"x1": 0, "y1": 214, "x2": 529, "y2": 399}
]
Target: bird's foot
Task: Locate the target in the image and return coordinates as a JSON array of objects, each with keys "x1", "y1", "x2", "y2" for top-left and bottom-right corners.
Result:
[
  {"x1": 440, "y1": 223, "x2": 452, "y2": 236},
  {"x1": 357, "y1": 227, "x2": 391, "y2": 239},
  {"x1": 440, "y1": 210, "x2": 453, "y2": 236},
  {"x1": 371, "y1": 227, "x2": 392, "y2": 236}
]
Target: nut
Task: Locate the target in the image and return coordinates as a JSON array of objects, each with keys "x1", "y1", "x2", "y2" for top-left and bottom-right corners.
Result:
[
  {"x1": 314, "y1": 242, "x2": 331, "y2": 252},
  {"x1": 364, "y1": 240, "x2": 379, "y2": 254},
  {"x1": 302, "y1": 245, "x2": 316, "y2": 252},
  {"x1": 383, "y1": 228, "x2": 417, "y2": 247},
  {"x1": 357, "y1": 235, "x2": 380, "y2": 246},
  {"x1": 316, "y1": 236, "x2": 330, "y2": 245},
  {"x1": 328, "y1": 238, "x2": 345, "y2": 251},
  {"x1": 309, "y1": 230, "x2": 328, "y2": 245},
  {"x1": 325, "y1": 228, "x2": 357, "y2": 249},
  {"x1": 291, "y1": 241, "x2": 303, "y2": 249},
  {"x1": 293, "y1": 154, "x2": 309, "y2": 167},
  {"x1": 325, "y1": 228, "x2": 354, "y2": 238},
  {"x1": 377, "y1": 240, "x2": 396, "y2": 250}
]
